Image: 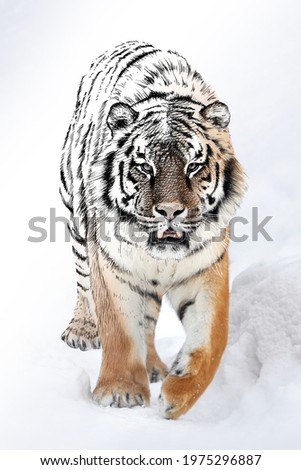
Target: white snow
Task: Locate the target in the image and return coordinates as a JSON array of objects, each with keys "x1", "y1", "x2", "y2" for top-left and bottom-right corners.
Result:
[{"x1": 1, "y1": 0, "x2": 301, "y2": 450}]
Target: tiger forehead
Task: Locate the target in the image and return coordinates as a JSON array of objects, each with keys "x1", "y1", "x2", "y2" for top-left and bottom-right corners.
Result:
[{"x1": 133, "y1": 136, "x2": 203, "y2": 160}]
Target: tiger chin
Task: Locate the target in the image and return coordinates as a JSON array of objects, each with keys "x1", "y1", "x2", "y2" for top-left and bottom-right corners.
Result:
[{"x1": 60, "y1": 41, "x2": 246, "y2": 419}]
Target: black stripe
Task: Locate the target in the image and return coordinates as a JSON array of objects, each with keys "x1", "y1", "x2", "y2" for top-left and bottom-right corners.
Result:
[
  {"x1": 172, "y1": 117, "x2": 194, "y2": 133},
  {"x1": 105, "y1": 45, "x2": 156, "y2": 93},
  {"x1": 186, "y1": 174, "x2": 192, "y2": 190},
  {"x1": 126, "y1": 173, "x2": 139, "y2": 187},
  {"x1": 68, "y1": 223, "x2": 86, "y2": 244},
  {"x1": 114, "y1": 204, "x2": 137, "y2": 224},
  {"x1": 74, "y1": 76, "x2": 84, "y2": 118},
  {"x1": 211, "y1": 162, "x2": 220, "y2": 195},
  {"x1": 104, "y1": 45, "x2": 139, "y2": 72},
  {"x1": 223, "y1": 158, "x2": 235, "y2": 200},
  {"x1": 81, "y1": 44, "x2": 138, "y2": 116},
  {"x1": 142, "y1": 110, "x2": 160, "y2": 122},
  {"x1": 102, "y1": 151, "x2": 116, "y2": 210},
  {"x1": 139, "y1": 91, "x2": 169, "y2": 103},
  {"x1": 77, "y1": 181, "x2": 88, "y2": 227},
  {"x1": 99, "y1": 245, "x2": 127, "y2": 273},
  {"x1": 119, "y1": 161, "x2": 131, "y2": 198},
  {"x1": 76, "y1": 123, "x2": 91, "y2": 230},
  {"x1": 77, "y1": 122, "x2": 93, "y2": 179},
  {"x1": 62, "y1": 124, "x2": 72, "y2": 150},
  {"x1": 178, "y1": 299, "x2": 195, "y2": 321},
  {"x1": 145, "y1": 290, "x2": 161, "y2": 305},
  {"x1": 117, "y1": 133, "x2": 131, "y2": 149},
  {"x1": 116, "y1": 276, "x2": 161, "y2": 305},
  {"x1": 113, "y1": 49, "x2": 159, "y2": 86},
  {"x1": 193, "y1": 120, "x2": 207, "y2": 131},
  {"x1": 72, "y1": 245, "x2": 87, "y2": 262},
  {"x1": 82, "y1": 43, "x2": 136, "y2": 115},
  {"x1": 121, "y1": 192, "x2": 137, "y2": 205},
  {"x1": 76, "y1": 268, "x2": 89, "y2": 277},
  {"x1": 207, "y1": 194, "x2": 216, "y2": 205},
  {"x1": 66, "y1": 148, "x2": 73, "y2": 191},
  {"x1": 169, "y1": 125, "x2": 193, "y2": 141},
  {"x1": 142, "y1": 104, "x2": 167, "y2": 113},
  {"x1": 212, "y1": 138, "x2": 227, "y2": 155},
  {"x1": 130, "y1": 284, "x2": 161, "y2": 305},
  {"x1": 125, "y1": 145, "x2": 134, "y2": 158},
  {"x1": 145, "y1": 315, "x2": 157, "y2": 323},
  {"x1": 106, "y1": 42, "x2": 141, "y2": 65},
  {"x1": 121, "y1": 192, "x2": 136, "y2": 205},
  {"x1": 206, "y1": 202, "x2": 221, "y2": 221},
  {"x1": 186, "y1": 240, "x2": 210, "y2": 256},
  {"x1": 169, "y1": 95, "x2": 204, "y2": 106},
  {"x1": 143, "y1": 74, "x2": 155, "y2": 86},
  {"x1": 202, "y1": 173, "x2": 212, "y2": 183},
  {"x1": 206, "y1": 144, "x2": 213, "y2": 158},
  {"x1": 60, "y1": 166, "x2": 68, "y2": 193},
  {"x1": 59, "y1": 188, "x2": 73, "y2": 214},
  {"x1": 77, "y1": 282, "x2": 89, "y2": 292}
]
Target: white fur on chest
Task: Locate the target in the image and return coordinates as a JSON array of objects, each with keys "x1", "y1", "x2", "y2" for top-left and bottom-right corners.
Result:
[{"x1": 101, "y1": 229, "x2": 225, "y2": 290}]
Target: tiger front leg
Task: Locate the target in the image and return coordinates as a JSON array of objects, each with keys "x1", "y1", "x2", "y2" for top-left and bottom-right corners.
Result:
[
  {"x1": 160, "y1": 252, "x2": 229, "y2": 419},
  {"x1": 91, "y1": 255, "x2": 150, "y2": 408}
]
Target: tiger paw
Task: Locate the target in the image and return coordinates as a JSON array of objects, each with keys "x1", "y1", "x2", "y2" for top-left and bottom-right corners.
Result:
[
  {"x1": 61, "y1": 317, "x2": 100, "y2": 351},
  {"x1": 147, "y1": 359, "x2": 168, "y2": 383},
  {"x1": 92, "y1": 380, "x2": 150, "y2": 408},
  {"x1": 159, "y1": 374, "x2": 201, "y2": 419}
]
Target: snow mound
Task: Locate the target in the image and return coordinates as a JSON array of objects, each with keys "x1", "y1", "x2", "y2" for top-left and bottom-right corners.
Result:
[
  {"x1": 187, "y1": 257, "x2": 301, "y2": 448},
  {"x1": 230, "y1": 256, "x2": 301, "y2": 363}
]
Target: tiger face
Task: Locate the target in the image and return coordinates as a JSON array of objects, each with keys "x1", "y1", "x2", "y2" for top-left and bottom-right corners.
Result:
[{"x1": 102, "y1": 98, "x2": 245, "y2": 260}]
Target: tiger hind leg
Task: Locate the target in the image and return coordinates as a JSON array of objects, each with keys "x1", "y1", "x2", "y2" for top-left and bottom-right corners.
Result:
[
  {"x1": 146, "y1": 333, "x2": 168, "y2": 383},
  {"x1": 61, "y1": 294, "x2": 100, "y2": 351},
  {"x1": 145, "y1": 300, "x2": 168, "y2": 383}
]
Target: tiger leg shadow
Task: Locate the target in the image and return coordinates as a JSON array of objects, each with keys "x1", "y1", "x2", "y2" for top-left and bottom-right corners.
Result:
[
  {"x1": 159, "y1": 252, "x2": 229, "y2": 419},
  {"x1": 61, "y1": 294, "x2": 100, "y2": 351},
  {"x1": 91, "y1": 254, "x2": 150, "y2": 408}
]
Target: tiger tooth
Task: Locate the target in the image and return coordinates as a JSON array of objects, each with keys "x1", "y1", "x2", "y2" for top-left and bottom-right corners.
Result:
[{"x1": 157, "y1": 229, "x2": 165, "y2": 239}]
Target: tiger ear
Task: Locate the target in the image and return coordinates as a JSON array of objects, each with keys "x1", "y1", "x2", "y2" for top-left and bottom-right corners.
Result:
[
  {"x1": 200, "y1": 101, "x2": 230, "y2": 128},
  {"x1": 107, "y1": 103, "x2": 138, "y2": 132}
]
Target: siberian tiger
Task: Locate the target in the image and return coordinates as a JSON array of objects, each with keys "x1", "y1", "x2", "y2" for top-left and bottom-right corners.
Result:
[{"x1": 60, "y1": 40, "x2": 246, "y2": 419}]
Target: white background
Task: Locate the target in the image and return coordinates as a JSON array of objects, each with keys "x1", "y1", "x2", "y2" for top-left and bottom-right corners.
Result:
[{"x1": 0, "y1": 0, "x2": 301, "y2": 450}]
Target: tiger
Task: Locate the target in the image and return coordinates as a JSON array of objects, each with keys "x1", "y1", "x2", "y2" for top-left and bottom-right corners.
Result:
[{"x1": 60, "y1": 40, "x2": 246, "y2": 419}]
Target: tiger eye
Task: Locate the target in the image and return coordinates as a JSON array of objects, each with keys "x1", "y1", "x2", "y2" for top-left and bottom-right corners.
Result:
[
  {"x1": 140, "y1": 163, "x2": 152, "y2": 174},
  {"x1": 187, "y1": 162, "x2": 201, "y2": 174}
]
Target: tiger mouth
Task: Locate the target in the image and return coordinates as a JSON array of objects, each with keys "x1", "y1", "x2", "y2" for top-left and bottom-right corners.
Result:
[{"x1": 149, "y1": 228, "x2": 187, "y2": 245}]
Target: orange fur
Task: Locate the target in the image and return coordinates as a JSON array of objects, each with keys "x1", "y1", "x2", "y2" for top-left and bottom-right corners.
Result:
[
  {"x1": 90, "y1": 252, "x2": 150, "y2": 405},
  {"x1": 162, "y1": 251, "x2": 229, "y2": 419}
]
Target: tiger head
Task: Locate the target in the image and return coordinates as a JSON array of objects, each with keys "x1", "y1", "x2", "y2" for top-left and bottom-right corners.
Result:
[{"x1": 100, "y1": 98, "x2": 246, "y2": 260}]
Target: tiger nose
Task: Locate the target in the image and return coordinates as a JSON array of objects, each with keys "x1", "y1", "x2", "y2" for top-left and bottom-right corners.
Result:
[{"x1": 153, "y1": 203, "x2": 186, "y2": 220}]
